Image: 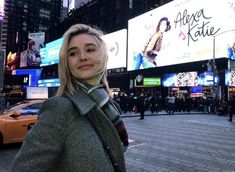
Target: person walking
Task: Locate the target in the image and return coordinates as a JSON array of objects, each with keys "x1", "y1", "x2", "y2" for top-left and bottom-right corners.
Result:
[
  {"x1": 167, "y1": 93, "x2": 176, "y2": 114},
  {"x1": 228, "y1": 96, "x2": 235, "y2": 122},
  {"x1": 136, "y1": 93, "x2": 145, "y2": 120},
  {"x1": 11, "y1": 24, "x2": 129, "y2": 172}
]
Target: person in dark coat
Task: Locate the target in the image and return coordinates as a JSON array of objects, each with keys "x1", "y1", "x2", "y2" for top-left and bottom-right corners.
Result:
[
  {"x1": 228, "y1": 96, "x2": 235, "y2": 122},
  {"x1": 136, "y1": 93, "x2": 145, "y2": 119},
  {"x1": 11, "y1": 24, "x2": 128, "y2": 172},
  {"x1": 185, "y1": 95, "x2": 192, "y2": 114}
]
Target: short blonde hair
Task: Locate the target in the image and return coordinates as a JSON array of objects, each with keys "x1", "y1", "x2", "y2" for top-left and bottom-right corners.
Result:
[{"x1": 56, "y1": 24, "x2": 110, "y2": 96}]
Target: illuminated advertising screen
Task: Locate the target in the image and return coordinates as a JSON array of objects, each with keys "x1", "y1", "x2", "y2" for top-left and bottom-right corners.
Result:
[
  {"x1": 162, "y1": 72, "x2": 198, "y2": 87},
  {"x1": 38, "y1": 78, "x2": 60, "y2": 87},
  {"x1": 198, "y1": 71, "x2": 219, "y2": 86},
  {"x1": 0, "y1": 0, "x2": 4, "y2": 20},
  {"x1": 20, "y1": 32, "x2": 45, "y2": 67},
  {"x1": 190, "y1": 86, "x2": 203, "y2": 97},
  {"x1": 225, "y1": 70, "x2": 235, "y2": 86},
  {"x1": 40, "y1": 38, "x2": 63, "y2": 67},
  {"x1": 127, "y1": 0, "x2": 235, "y2": 71},
  {"x1": 135, "y1": 77, "x2": 161, "y2": 87},
  {"x1": 102, "y1": 29, "x2": 127, "y2": 69},
  {"x1": 26, "y1": 87, "x2": 48, "y2": 99}
]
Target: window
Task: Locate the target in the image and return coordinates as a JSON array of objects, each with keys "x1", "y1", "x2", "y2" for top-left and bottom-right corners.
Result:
[{"x1": 19, "y1": 103, "x2": 43, "y2": 116}]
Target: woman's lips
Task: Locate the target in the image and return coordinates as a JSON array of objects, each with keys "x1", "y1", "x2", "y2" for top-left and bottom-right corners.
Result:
[{"x1": 77, "y1": 64, "x2": 93, "y2": 70}]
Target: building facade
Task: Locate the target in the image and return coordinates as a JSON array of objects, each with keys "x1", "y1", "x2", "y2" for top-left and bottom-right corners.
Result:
[
  {"x1": 46, "y1": 0, "x2": 172, "y2": 43},
  {"x1": 1, "y1": 0, "x2": 63, "y2": 68}
]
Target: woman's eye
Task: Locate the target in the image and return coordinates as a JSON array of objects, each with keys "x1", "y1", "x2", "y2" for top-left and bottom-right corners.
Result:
[
  {"x1": 87, "y1": 48, "x2": 96, "y2": 53},
  {"x1": 69, "y1": 51, "x2": 78, "y2": 56}
]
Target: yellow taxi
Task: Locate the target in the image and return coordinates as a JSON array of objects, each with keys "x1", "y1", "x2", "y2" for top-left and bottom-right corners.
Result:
[{"x1": 0, "y1": 99, "x2": 45, "y2": 145}]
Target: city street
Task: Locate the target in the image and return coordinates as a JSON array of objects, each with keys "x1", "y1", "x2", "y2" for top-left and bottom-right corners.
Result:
[{"x1": 0, "y1": 112, "x2": 235, "y2": 172}]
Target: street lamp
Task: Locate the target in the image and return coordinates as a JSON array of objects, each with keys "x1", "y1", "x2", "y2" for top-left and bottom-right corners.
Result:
[{"x1": 212, "y1": 29, "x2": 235, "y2": 110}]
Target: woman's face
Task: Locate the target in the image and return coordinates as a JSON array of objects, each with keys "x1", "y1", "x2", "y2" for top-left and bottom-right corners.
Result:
[
  {"x1": 159, "y1": 20, "x2": 167, "y2": 33},
  {"x1": 67, "y1": 34, "x2": 103, "y2": 85}
]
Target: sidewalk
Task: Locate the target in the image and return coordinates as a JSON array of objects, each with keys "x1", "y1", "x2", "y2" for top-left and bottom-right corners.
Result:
[
  {"x1": 123, "y1": 113, "x2": 235, "y2": 172},
  {"x1": 121, "y1": 110, "x2": 215, "y2": 118}
]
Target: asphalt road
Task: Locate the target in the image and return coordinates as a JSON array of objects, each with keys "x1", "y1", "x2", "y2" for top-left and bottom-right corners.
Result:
[{"x1": 0, "y1": 113, "x2": 235, "y2": 172}]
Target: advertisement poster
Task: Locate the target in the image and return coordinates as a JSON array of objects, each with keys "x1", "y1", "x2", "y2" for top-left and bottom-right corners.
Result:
[
  {"x1": 162, "y1": 72, "x2": 198, "y2": 87},
  {"x1": 198, "y1": 71, "x2": 219, "y2": 86},
  {"x1": 0, "y1": 0, "x2": 4, "y2": 21},
  {"x1": 20, "y1": 32, "x2": 45, "y2": 67},
  {"x1": 225, "y1": 70, "x2": 235, "y2": 86},
  {"x1": 102, "y1": 29, "x2": 127, "y2": 70},
  {"x1": 40, "y1": 37, "x2": 63, "y2": 67},
  {"x1": 128, "y1": 0, "x2": 235, "y2": 71}
]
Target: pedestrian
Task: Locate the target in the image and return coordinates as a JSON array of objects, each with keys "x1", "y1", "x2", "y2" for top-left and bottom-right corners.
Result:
[
  {"x1": 11, "y1": 24, "x2": 129, "y2": 172},
  {"x1": 167, "y1": 92, "x2": 176, "y2": 114},
  {"x1": 136, "y1": 93, "x2": 145, "y2": 119},
  {"x1": 228, "y1": 96, "x2": 235, "y2": 122}
]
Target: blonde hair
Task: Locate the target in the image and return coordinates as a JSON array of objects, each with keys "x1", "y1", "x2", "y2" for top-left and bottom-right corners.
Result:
[{"x1": 56, "y1": 24, "x2": 110, "y2": 96}]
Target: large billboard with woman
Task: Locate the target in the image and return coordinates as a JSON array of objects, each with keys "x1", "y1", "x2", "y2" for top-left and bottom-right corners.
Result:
[{"x1": 127, "y1": 0, "x2": 235, "y2": 71}]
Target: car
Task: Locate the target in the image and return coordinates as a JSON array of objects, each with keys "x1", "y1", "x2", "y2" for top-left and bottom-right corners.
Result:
[{"x1": 0, "y1": 99, "x2": 45, "y2": 146}]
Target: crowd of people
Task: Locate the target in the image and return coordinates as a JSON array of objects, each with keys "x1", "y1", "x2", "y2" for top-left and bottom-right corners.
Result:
[{"x1": 113, "y1": 92, "x2": 235, "y2": 121}]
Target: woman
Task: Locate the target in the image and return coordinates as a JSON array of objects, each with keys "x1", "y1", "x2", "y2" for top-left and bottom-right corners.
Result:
[
  {"x1": 143, "y1": 17, "x2": 171, "y2": 66},
  {"x1": 11, "y1": 24, "x2": 129, "y2": 172},
  {"x1": 134, "y1": 17, "x2": 171, "y2": 69}
]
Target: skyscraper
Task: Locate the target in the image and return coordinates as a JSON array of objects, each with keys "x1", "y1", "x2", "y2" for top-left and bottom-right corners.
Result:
[{"x1": 1, "y1": 0, "x2": 63, "y2": 69}]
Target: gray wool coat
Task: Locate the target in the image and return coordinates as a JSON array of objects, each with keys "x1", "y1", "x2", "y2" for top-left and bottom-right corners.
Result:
[{"x1": 11, "y1": 89, "x2": 127, "y2": 172}]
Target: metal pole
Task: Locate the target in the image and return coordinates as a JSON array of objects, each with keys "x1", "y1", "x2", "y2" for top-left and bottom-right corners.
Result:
[
  {"x1": 212, "y1": 36, "x2": 216, "y2": 113},
  {"x1": 212, "y1": 36, "x2": 215, "y2": 99}
]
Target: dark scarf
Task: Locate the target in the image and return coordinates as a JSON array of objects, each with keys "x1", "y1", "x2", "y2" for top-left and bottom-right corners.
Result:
[{"x1": 76, "y1": 81, "x2": 129, "y2": 147}]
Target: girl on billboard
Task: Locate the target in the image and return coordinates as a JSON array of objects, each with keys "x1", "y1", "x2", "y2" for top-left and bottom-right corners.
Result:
[
  {"x1": 134, "y1": 17, "x2": 171, "y2": 70},
  {"x1": 228, "y1": 42, "x2": 235, "y2": 60}
]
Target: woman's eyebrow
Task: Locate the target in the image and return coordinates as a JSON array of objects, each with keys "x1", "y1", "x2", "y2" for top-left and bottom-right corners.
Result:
[
  {"x1": 68, "y1": 43, "x2": 98, "y2": 53},
  {"x1": 85, "y1": 43, "x2": 98, "y2": 47},
  {"x1": 67, "y1": 47, "x2": 77, "y2": 53}
]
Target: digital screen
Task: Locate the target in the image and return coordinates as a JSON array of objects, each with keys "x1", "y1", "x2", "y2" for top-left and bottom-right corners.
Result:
[
  {"x1": 12, "y1": 69, "x2": 41, "y2": 87},
  {"x1": 40, "y1": 38, "x2": 63, "y2": 67},
  {"x1": 0, "y1": 0, "x2": 4, "y2": 20},
  {"x1": 225, "y1": 70, "x2": 235, "y2": 86},
  {"x1": 38, "y1": 78, "x2": 60, "y2": 87},
  {"x1": 190, "y1": 86, "x2": 203, "y2": 97},
  {"x1": 127, "y1": 0, "x2": 235, "y2": 71},
  {"x1": 26, "y1": 87, "x2": 48, "y2": 99},
  {"x1": 135, "y1": 78, "x2": 161, "y2": 87},
  {"x1": 190, "y1": 86, "x2": 203, "y2": 94},
  {"x1": 102, "y1": 29, "x2": 127, "y2": 69},
  {"x1": 162, "y1": 72, "x2": 198, "y2": 87},
  {"x1": 198, "y1": 71, "x2": 219, "y2": 86},
  {"x1": 20, "y1": 32, "x2": 45, "y2": 68}
]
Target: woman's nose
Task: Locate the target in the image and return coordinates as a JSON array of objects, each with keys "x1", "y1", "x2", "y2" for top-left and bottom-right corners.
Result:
[{"x1": 79, "y1": 51, "x2": 87, "y2": 61}]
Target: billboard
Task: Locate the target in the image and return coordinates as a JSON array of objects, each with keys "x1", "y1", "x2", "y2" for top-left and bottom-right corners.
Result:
[
  {"x1": 20, "y1": 32, "x2": 45, "y2": 67},
  {"x1": 225, "y1": 70, "x2": 235, "y2": 86},
  {"x1": 190, "y1": 86, "x2": 203, "y2": 97},
  {"x1": 26, "y1": 87, "x2": 48, "y2": 99},
  {"x1": 38, "y1": 78, "x2": 60, "y2": 87},
  {"x1": 0, "y1": 0, "x2": 4, "y2": 20},
  {"x1": 162, "y1": 72, "x2": 198, "y2": 87},
  {"x1": 135, "y1": 77, "x2": 161, "y2": 87},
  {"x1": 40, "y1": 38, "x2": 63, "y2": 67},
  {"x1": 127, "y1": 0, "x2": 235, "y2": 71},
  {"x1": 198, "y1": 71, "x2": 219, "y2": 86},
  {"x1": 102, "y1": 29, "x2": 127, "y2": 69}
]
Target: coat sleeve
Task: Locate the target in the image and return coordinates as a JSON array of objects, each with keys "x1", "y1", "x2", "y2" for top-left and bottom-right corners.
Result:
[{"x1": 11, "y1": 97, "x2": 72, "y2": 172}]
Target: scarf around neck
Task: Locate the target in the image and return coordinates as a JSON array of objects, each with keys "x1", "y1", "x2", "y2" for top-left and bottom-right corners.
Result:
[{"x1": 76, "y1": 80, "x2": 129, "y2": 147}]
